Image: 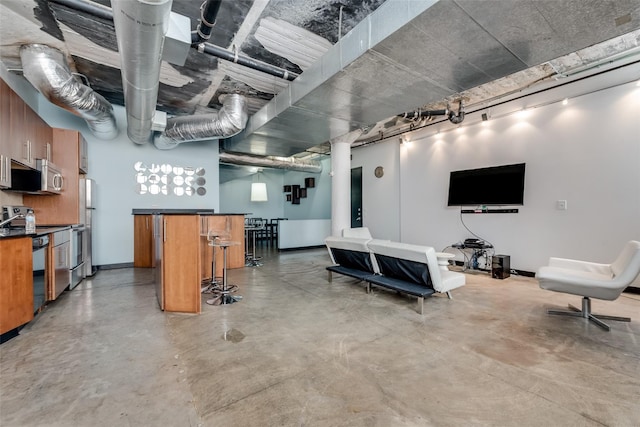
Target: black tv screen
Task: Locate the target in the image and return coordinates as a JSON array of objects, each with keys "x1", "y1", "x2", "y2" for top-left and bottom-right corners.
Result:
[{"x1": 447, "y1": 163, "x2": 525, "y2": 206}]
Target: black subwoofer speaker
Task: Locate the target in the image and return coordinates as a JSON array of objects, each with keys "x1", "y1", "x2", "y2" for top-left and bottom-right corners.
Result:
[{"x1": 492, "y1": 255, "x2": 510, "y2": 279}]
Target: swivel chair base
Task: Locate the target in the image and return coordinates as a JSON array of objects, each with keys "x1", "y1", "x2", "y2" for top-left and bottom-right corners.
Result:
[
  {"x1": 547, "y1": 296, "x2": 631, "y2": 331},
  {"x1": 206, "y1": 284, "x2": 242, "y2": 305}
]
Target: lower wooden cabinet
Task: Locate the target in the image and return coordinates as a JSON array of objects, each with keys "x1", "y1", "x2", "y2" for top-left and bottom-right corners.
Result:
[
  {"x1": 134, "y1": 214, "x2": 154, "y2": 267},
  {"x1": 155, "y1": 215, "x2": 201, "y2": 314},
  {"x1": 0, "y1": 238, "x2": 34, "y2": 335}
]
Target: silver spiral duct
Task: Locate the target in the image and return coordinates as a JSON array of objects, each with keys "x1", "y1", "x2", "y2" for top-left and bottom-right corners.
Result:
[
  {"x1": 154, "y1": 94, "x2": 248, "y2": 149},
  {"x1": 219, "y1": 151, "x2": 323, "y2": 173},
  {"x1": 19, "y1": 44, "x2": 118, "y2": 140},
  {"x1": 112, "y1": 0, "x2": 172, "y2": 144}
]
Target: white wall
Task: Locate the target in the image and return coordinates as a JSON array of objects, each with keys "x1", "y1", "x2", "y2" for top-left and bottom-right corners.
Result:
[
  {"x1": 352, "y1": 69, "x2": 640, "y2": 273},
  {"x1": 351, "y1": 141, "x2": 401, "y2": 241}
]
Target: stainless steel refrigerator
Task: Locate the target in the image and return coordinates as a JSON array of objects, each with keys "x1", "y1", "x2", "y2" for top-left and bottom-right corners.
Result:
[{"x1": 79, "y1": 178, "x2": 96, "y2": 277}]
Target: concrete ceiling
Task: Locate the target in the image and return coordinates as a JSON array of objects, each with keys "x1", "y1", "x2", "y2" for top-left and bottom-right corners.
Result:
[{"x1": 1, "y1": 0, "x2": 640, "y2": 162}]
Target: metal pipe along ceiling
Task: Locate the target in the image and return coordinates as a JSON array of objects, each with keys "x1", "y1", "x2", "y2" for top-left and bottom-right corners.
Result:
[
  {"x1": 219, "y1": 151, "x2": 322, "y2": 173},
  {"x1": 154, "y1": 94, "x2": 248, "y2": 149},
  {"x1": 111, "y1": 0, "x2": 172, "y2": 144},
  {"x1": 19, "y1": 44, "x2": 118, "y2": 140}
]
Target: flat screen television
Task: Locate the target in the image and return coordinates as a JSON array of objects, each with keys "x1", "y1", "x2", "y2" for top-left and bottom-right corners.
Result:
[{"x1": 447, "y1": 163, "x2": 526, "y2": 206}]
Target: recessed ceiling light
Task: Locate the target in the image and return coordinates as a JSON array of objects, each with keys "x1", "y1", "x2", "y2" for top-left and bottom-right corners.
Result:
[{"x1": 562, "y1": 98, "x2": 569, "y2": 106}]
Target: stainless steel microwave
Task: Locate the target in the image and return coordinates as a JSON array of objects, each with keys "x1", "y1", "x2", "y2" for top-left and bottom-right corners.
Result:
[
  {"x1": 37, "y1": 159, "x2": 63, "y2": 194},
  {"x1": 8, "y1": 159, "x2": 63, "y2": 194}
]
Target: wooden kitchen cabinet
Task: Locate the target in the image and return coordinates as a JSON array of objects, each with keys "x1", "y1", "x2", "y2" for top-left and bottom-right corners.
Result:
[
  {"x1": 24, "y1": 129, "x2": 81, "y2": 225},
  {"x1": 155, "y1": 215, "x2": 201, "y2": 313},
  {"x1": 29, "y1": 106, "x2": 52, "y2": 162},
  {"x1": 8, "y1": 87, "x2": 33, "y2": 168},
  {"x1": 0, "y1": 237, "x2": 34, "y2": 335},
  {"x1": 0, "y1": 79, "x2": 11, "y2": 188},
  {"x1": 134, "y1": 214, "x2": 154, "y2": 267}
]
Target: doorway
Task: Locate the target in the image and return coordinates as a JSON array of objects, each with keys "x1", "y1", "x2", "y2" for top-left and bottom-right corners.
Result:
[{"x1": 351, "y1": 167, "x2": 362, "y2": 228}]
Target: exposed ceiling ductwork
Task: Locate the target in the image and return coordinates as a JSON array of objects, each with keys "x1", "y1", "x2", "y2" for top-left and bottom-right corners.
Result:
[
  {"x1": 19, "y1": 43, "x2": 118, "y2": 140},
  {"x1": 154, "y1": 94, "x2": 249, "y2": 149},
  {"x1": 3, "y1": 0, "x2": 640, "y2": 166},
  {"x1": 111, "y1": 0, "x2": 172, "y2": 145},
  {"x1": 219, "y1": 151, "x2": 322, "y2": 174}
]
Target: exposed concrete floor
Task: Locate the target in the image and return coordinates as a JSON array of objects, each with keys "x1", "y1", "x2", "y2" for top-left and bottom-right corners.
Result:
[{"x1": 1, "y1": 247, "x2": 639, "y2": 426}]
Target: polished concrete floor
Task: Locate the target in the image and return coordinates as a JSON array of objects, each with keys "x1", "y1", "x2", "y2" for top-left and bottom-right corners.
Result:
[{"x1": 1, "y1": 247, "x2": 639, "y2": 426}]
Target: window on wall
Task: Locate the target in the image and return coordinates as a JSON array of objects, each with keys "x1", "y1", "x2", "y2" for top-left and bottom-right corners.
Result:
[{"x1": 134, "y1": 162, "x2": 207, "y2": 196}]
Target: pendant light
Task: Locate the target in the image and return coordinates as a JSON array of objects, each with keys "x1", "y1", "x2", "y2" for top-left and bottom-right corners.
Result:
[{"x1": 250, "y1": 169, "x2": 268, "y2": 202}]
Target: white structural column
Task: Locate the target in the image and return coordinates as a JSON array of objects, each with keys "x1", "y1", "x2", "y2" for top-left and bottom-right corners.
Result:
[{"x1": 330, "y1": 130, "x2": 363, "y2": 237}]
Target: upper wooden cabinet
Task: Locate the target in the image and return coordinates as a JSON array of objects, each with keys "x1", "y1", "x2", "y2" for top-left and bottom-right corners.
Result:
[
  {"x1": 29, "y1": 106, "x2": 52, "y2": 162},
  {"x1": 0, "y1": 79, "x2": 11, "y2": 188},
  {"x1": 2, "y1": 79, "x2": 52, "y2": 170},
  {"x1": 24, "y1": 129, "x2": 81, "y2": 225}
]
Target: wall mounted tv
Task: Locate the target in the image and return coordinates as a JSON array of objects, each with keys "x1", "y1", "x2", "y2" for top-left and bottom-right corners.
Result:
[{"x1": 447, "y1": 163, "x2": 526, "y2": 206}]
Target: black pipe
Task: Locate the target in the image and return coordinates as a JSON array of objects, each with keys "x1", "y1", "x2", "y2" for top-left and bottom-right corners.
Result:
[
  {"x1": 49, "y1": 0, "x2": 113, "y2": 21},
  {"x1": 398, "y1": 109, "x2": 448, "y2": 120},
  {"x1": 448, "y1": 101, "x2": 465, "y2": 124},
  {"x1": 196, "y1": 41, "x2": 299, "y2": 81},
  {"x1": 398, "y1": 102, "x2": 465, "y2": 124},
  {"x1": 195, "y1": 0, "x2": 223, "y2": 44}
]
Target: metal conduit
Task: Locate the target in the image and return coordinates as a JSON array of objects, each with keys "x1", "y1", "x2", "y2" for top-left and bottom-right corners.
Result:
[
  {"x1": 19, "y1": 44, "x2": 118, "y2": 140},
  {"x1": 194, "y1": 0, "x2": 222, "y2": 44},
  {"x1": 194, "y1": 40, "x2": 299, "y2": 81}
]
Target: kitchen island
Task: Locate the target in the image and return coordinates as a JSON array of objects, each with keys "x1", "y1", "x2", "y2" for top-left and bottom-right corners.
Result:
[{"x1": 132, "y1": 210, "x2": 246, "y2": 314}]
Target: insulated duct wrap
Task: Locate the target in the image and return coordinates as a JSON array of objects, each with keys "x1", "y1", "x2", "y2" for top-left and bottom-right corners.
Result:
[
  {"x1": 19, "y1": 44, "x2": 118, "y2": 140},
  {"x1": 219, "y1": 151, "x2": 322, "y2": 173},
  {"x1": 154, "y1": 94, "x2": 248, "y2": 149},
  {"x1": 112, "y1": 0, "x2": 172, "y2": 144}
]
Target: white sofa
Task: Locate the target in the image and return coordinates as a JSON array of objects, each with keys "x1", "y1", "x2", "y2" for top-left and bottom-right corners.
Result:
[
  {"x1": 324, "y1": 236, "x2": 466, "y2": 314},
  {"x1": 325, "y1": 236, "x2": 377, "y2": 282}
]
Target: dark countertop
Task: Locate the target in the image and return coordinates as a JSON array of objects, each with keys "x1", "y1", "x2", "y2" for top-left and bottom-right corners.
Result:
[
  {"x1": 132, "y1": 209, "x2": 247, "y2": 216},
  {"x1": 0, "y1": 226, "x2": 71, "y2": 239}
]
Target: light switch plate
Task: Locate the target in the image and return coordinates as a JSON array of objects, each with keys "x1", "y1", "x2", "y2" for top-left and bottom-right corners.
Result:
[{"x1": 556, "y1": 200, "x2": 567, "y2": 210}]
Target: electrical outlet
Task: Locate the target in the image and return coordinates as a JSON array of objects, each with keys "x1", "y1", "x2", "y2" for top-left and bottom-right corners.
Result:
[{"x1": 556, "y1": 200, "x2": 567, "y2": 210}]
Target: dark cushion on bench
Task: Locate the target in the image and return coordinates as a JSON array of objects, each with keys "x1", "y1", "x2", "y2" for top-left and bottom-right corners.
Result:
[
  {"x1": 327, "y1": 265, "x2": 376, "y2": 281},
  {"x1": 367, "y1": 274, "x2": 436, "y2": 297}
]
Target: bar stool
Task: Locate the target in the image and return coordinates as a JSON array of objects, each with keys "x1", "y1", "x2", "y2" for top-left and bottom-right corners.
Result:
[
  {"x1": 244, "y1": 217, "x2": 264, "y2": 266},
  {"x1": 201, "y1": 217, "x2": 232, "y2": 294},
  {"x1": 201, "y1": 229, "x2": 222, "y2": 294},
  {"x1": 206, "y1": 239, "x2": 242, "y2": 305}
]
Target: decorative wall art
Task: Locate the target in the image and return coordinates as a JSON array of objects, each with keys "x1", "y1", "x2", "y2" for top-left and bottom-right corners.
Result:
[
  {"x1": 134, "y1": 162, "x2": 207, "y2": 196},
  {"x1": 283, "y1": 177, "x2": 315, "y2": 204}
]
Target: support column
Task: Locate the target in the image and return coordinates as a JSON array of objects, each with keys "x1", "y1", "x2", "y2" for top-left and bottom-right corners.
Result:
[{"x1": 330, "y1": 129, "x2": 363, "y2": 237}]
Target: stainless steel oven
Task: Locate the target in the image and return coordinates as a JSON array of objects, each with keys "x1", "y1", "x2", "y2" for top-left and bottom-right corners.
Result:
[
  {"x1": 70, "y1": 225, "x2": 85, "y2": 289},
  {"x1": 51, "y1": 229, "x2": 71, "y2": 300}
]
